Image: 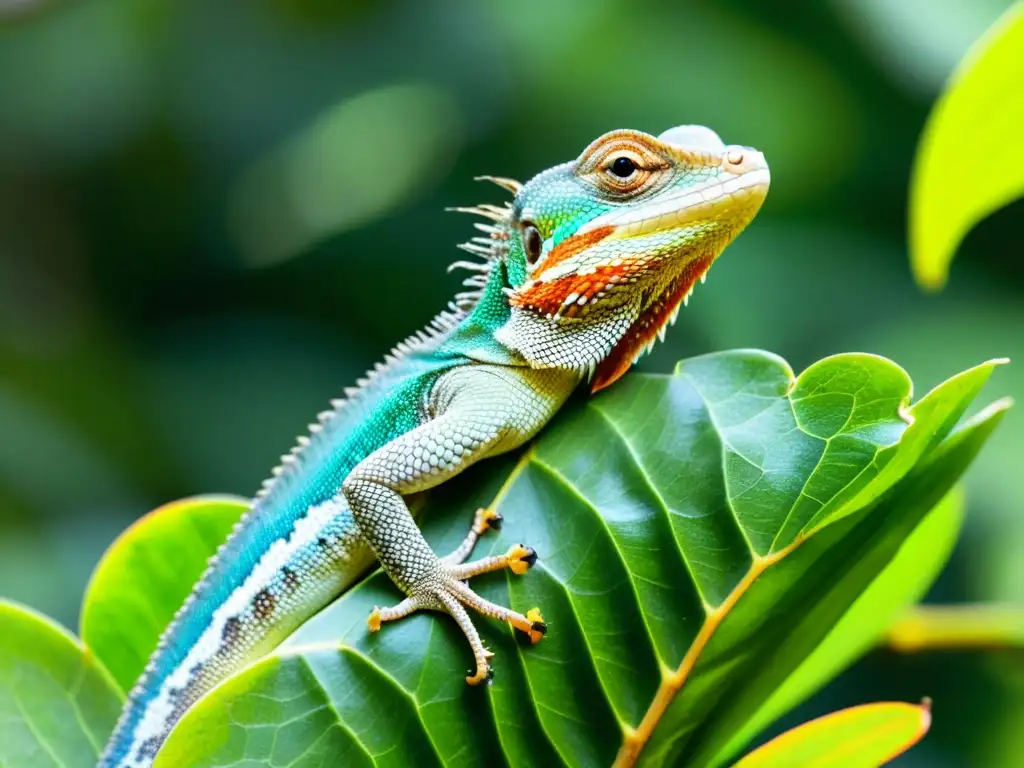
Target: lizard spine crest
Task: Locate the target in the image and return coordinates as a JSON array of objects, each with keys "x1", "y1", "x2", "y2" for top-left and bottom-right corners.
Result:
[
  {"x1": 104, "y1": 185, "x2": 519, "y2": 766},
  {"x1": 255, "y1": 190, "x2": 515, "y2": 505}
]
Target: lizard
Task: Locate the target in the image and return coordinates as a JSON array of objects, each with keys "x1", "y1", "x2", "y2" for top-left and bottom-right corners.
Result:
[{"x1": 98, "y1": 124, "x2": 770, "y2": 768}]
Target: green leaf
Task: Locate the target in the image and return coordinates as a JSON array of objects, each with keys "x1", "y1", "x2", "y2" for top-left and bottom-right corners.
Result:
[
  {"x1": 711, "y1": 397, "x2": 1010, "y2": 766},
  {"x1": 909, "y1": 1, "x2": 1024, "y2": 289},
  {"x1": 79, "y1": 495, "x2": 247, "y2": 693},
  {"x1": 732, "y1": 700, "x2": 931, "y2": 768},
  {"x1": 143, "y1": 351, "x2": 1006, "y2": 768},
  {"x1": 711, "y1": 492, "x2": 959, "y2": 765},
  {"x1": 0, "y1": 599, "x2": 122, "y2": 768}
]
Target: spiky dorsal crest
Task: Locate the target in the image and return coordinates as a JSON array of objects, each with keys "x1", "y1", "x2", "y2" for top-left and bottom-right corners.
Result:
[
  {"x1": 256, "y1": 175, "x2": 519, "y2": 502},
  {"x1": 112, "y1": 178, "x2": 523, "y2": 754},
  {"x1": 444, "y1": 176, "x2": 517, "y2": 312}
]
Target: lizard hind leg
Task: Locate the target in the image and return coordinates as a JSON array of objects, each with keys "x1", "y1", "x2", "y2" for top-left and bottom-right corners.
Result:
[
  {"x1": 365, "y1": 542, "x2": 546, "y2": 683},
  {"x1": 367, "y1": 572, "x2": 546, "y2": 684}
]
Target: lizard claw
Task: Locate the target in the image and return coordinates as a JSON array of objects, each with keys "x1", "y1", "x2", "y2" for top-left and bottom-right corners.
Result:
[
  {"x1": 506, "y1": 544, "x2": 537, "y2": 575},
  {"x1": 367, "y1": 607, "x2": 383, "y2": 632},
  {"x1": 519, "y1": 607, "x2": 546, "y2": 644},
  {"x1": 472, "y1": 507, "x2": 503, "y2": 535},
  {"x1": 374, "y1": 509, "x2": 544, "y2": 684}
]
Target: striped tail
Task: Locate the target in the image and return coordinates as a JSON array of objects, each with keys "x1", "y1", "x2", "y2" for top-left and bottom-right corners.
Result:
[
  {"x1": 99, "y1": 301, "x2": 464, "y2": 766},
  {"x1": 98, "y1": 493, "x2": 374, "y2": 767}
]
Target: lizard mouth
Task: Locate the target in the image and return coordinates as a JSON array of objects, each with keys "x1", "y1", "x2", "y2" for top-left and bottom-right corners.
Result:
[{"x1": 590, "y1": 254, "x2": 714, "y2": 393}]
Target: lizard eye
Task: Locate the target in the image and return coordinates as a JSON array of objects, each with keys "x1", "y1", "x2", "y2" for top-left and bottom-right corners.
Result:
[
  {"x1": 522, "y1": 222, "x2": 542, "y2": 265},
  {"x1": 583, "y1": 141, "x2": 662, "y2": 197},
  {"x1": 610, "y1": 156, "x2": 636, "y2": 178}
]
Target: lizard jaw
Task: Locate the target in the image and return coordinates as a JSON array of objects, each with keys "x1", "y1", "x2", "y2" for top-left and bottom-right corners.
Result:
[{"x1": 590, "y1": 254, "x2": 714, "y2": 393}]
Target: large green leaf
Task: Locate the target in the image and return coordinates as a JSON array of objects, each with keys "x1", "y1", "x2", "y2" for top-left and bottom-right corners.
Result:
[
  {"x1": 133, "y1": 350, "x2": 1006, "y2": 767},
  {"x1": 708, "y1": 397, "x2": 1009, "y2": 767},
  {"x1": 0, "y1": 600, "x2": 122, "y2": 768},
  {"x1": 80, "y1": 495, "x2": 248, "y2": 693},
  {"x1": 909, "y1": 1, "x2": 1024, "y2": 289},
  {"x1": 712, "y1": 489, "x2": 961, "y2": 765}
]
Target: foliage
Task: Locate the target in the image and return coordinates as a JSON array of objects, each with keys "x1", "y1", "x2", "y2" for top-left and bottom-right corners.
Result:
[
  {"x1": 80, "y1": 496, "x2": 247, "y2": 694},
  {"x1": 0, "y1": 601, "x2": 122, "y2": 768},
  {"x1": 733, "y1": 700, "x2": 931, "y2": 768},
  {"x1": 1, "y1": 3, "x2": 1022, "y2": 766},
  {"x1": 886, "y1": 603, "x2": 1024, "y2": 652},
  {"x1": 1, "y1": 352, "x2": 1007, "y2": 767},
  {"x1": 910, "y1": 1, "x2": 1024, "y2": 289}
]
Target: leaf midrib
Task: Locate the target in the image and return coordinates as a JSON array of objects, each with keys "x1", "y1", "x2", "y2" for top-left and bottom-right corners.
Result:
[{"x1": 610, "y1": 542, "x2": 799, "y2": 768}]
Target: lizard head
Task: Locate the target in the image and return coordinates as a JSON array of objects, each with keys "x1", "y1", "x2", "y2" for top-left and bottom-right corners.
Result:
[{"x1": 493, "y1": 125, "x2": 769, "y2": 391}]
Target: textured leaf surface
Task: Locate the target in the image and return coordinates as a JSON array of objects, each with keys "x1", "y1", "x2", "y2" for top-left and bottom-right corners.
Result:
[
  {"x1": 713, "y1": 397, "x2": 1009, "y2": 766},
  {"x1": 909, "y1": 2, "x2": 1024, "y2": 289},
  {"x1": 713, "y1": 490, "x2": 960, "y2": 765},
  {"x1": 732, "y1": 700, "x2": 931, "y2": 768},
  {"x1": 80, "y1": 495, "x2": 247, "y2": 693},
  {"x1": 135, "y1": 351, "x2": 1006, "y2": 767},
  {"x1": 0, "y1": 600, "x2": 122, "y2": 768}
]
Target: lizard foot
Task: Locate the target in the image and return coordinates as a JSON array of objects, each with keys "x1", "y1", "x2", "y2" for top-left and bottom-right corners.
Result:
[
  {"x1": 441, "y1": 507, "x2": 504, "y2": 566},
  {"x1": 367, "y1": 550, "x2": 546, "y2": 685}
]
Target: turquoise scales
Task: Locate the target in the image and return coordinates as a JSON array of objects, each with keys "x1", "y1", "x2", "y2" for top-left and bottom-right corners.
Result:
[{"x1": 99, "y1": 125, "x2": 770, "y2": 767}]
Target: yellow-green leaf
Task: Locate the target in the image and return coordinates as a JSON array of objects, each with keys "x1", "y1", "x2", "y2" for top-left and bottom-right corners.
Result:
[
  {"x1": 79, "y1": 495, "x2": 248, "y2": 693},
  {"x1": 909, "y1": 2, "x2": 1024, "y2": 289},
  {"x1": 733, "y1": 700, "x2": 931, "y2": 768},
  {"x1": 0, "y1": 600, "x2": 123, "y2": 768}
]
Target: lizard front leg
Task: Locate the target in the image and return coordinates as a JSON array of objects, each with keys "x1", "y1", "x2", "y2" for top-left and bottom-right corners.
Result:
[{"x1": 341, "y1": 365, "x2": 576, "y2": 683}]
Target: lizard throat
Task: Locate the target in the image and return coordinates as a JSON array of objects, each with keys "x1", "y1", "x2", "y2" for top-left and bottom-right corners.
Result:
[{"x1": 590, "y1": 254, "x2": 714, "y2": 393}]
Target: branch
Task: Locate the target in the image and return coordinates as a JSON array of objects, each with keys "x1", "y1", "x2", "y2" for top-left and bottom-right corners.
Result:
[{"x1": 885, "y1": 604, "x2": 1024, "y2": 653}]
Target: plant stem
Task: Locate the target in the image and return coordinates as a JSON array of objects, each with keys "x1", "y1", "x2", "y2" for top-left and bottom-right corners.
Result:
[{"x1": 885, "y1": 604, "x2": 1024, "y2": 653}]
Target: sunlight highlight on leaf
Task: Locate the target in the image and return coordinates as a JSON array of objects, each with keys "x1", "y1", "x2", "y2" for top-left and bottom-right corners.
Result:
[
  {"x1": 909, "y1": 1, "x2": 1024, "y2": 289},
  {"x1": 713, "y1": 486, "x2": 963, "y2": 766},
  {"x1": 0, "y1": 599, "x2": 122, "y2": 768},
  {"x1": 80, "y1": 495, "x2": 247, "y2": 693}
]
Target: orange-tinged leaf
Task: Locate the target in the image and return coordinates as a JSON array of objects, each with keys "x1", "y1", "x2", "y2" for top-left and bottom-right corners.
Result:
[{"x1": 734, "y1": 700, "x2": 932, "y2": 768}]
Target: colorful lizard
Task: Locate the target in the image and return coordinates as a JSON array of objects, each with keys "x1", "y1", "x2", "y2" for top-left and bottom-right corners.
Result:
[{"x1": 99, "y1": 124, "x2": 770, "y2": 767}]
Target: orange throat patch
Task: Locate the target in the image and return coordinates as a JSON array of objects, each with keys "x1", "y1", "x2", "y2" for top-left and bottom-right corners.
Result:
[{"x1": 590, "y1": 255, "x2": 714, "y2": 393}]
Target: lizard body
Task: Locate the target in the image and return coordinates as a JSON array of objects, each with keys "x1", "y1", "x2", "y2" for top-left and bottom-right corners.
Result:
[{"x1": 99, "y1": 125, "x2": 769, "y2": 767}]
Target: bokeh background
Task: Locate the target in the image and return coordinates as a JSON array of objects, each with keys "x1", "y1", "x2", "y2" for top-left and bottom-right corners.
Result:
[{"x1": 1, "y1": 0, "x2": 1021, "y2": 764}]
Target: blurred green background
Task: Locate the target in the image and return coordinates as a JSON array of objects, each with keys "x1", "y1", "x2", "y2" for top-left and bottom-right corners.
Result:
[{"x1": 0, "y1": 0, "x2": 1021, "y2": 764}]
